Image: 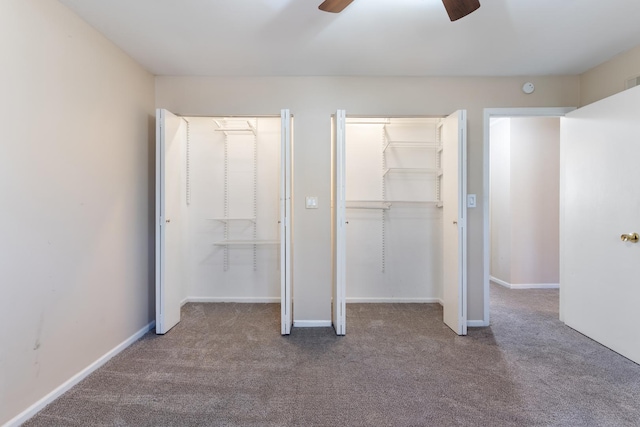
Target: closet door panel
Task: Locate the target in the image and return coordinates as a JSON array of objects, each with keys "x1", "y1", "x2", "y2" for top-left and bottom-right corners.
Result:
[
  {"x1": 333, "y1": 110, "x2": 347, "y2": 335},
  {"x1": 281, "y1": 109, "x2": 293, "y2": 335},
  {"x1": 156, "y1": 109, "x2": 186, "y2": 334},
  {"x1": 442, "y1": 110, "x2": 467, "y2": 335}
]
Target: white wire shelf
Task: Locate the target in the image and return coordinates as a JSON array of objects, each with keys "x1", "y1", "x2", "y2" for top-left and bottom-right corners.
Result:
[
  {"x1": 387, "y1": 200, "x2": 442, "y2": 207},
  {"x1": 383, "y1": 167, "x2": 442, "y2": 176},
  {"x1": 383, "y1": 141, "x2": 440, "y2": 152},
  {"x1": 346, "y1": 201, "x2": 392, "y2": 210},
  {"x1": 214, "y1": 128, "x2": 256, "y2": 135},
  {"x1": 346, "y1": 200, "x2": 442, "y2": 209},
  {"x1": 213, "y1": 240, "x2": 280, "y2": 246},
  {"x1": 213, "y1": 119, "x2": 257, "y2": 135},
  {"x1": 209, "y1": 217, "x2": 256, "y2": 223}
]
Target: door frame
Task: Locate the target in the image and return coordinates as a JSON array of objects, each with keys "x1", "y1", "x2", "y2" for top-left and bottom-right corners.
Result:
[{"x1": 481, "y1": 107, "x2": 575, "y2": 327}]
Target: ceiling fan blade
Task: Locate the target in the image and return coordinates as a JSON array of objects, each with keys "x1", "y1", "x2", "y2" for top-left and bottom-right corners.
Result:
[
  {"x1": 442, "y1": 0, "x2": 481, "y2": 21},
  {"x1": 318, "y1": 0, "x2": 354, "y2": 13}
]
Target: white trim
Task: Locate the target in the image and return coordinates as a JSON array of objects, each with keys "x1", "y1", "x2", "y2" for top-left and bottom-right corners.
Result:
[
  {"x1": 483, "y1": 107, "x2": 576, "y2": 328},
  {"x1": 185, "y1": 297, "x2": 280, "y2": 303},
  {"x1": 5, "y1": 321, "x2": 155, "y2": 427},
  {"x1": 467, "y1": 320, "x2": 489, "y2": 327},
  {"x1": 489, "y1": 276, "x2": 511, "y2": 289},
  {"x1": 294, "y1": 320, "x2": 332, "y2": 328},
  {"x1": 511, "y1": 283, "x2": 559, "y2": 290},
  {"x1": 490, "y1": 276, "x2": 559, "y2": 289},
  {"x1": 346, "y1": 297, "x2": 443, "y2": 304}
]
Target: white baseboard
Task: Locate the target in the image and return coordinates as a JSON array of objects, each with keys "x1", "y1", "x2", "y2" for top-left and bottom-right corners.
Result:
[
  {"x1": 490, "y1": 276, "x2": 559, "y2": 290},
  {"x1": 185, "y1": 297, "x2": 280, "y2": 303},
  {"x1": 5, "y1": 320, "x2": 155, "y2": 427},
  {"x1": 294, "y1": 320, "x2": 332, "y2": 328},
  {"x1": 467, "y1": 320, "x2": 490, "y2": 327},
  {"x1": 511, "y1": 283, "x2": 559, "y2": 289},
  {"x1": 490, "y1": 276, "x2": 511, "y2": 288},
  {"x1": 346, "y1": 297, "x2": 443, "y2": 304}
]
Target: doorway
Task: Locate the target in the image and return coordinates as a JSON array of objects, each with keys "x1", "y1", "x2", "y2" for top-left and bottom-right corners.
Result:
[
  {"x1": 489, "y1": 116, "x2": 561, "y2": 290},
  {"x1": 482, "y1": 108, "x2": 574, "y2": 326}
]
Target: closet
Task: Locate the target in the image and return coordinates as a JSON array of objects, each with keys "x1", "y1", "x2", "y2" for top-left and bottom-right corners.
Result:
[
  {"x1": 332, "y1": 111, "x2": 467, "y2": 336},
  {"x1": 156, "y1": 109, "x2": 293, "y2": 335}
]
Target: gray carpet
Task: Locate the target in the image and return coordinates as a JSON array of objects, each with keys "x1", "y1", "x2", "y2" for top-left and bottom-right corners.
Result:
[{"x1": 24, "y1": 284, "x2": 640, "y2": 426}]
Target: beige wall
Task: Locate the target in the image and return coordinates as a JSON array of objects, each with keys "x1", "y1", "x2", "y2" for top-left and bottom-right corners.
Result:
[
  {"x1": 156, "y1": 75, "x2": 580, "y2": 323},
  {"x1": 0, "y1": 0, "x2": 155, "y2": 424},
  {"x1": 510, "y1": 118, "x2": 560, "y2": 284},
  {"x1": 581, "y1": 45, "x2": 640, "y2": 106}
]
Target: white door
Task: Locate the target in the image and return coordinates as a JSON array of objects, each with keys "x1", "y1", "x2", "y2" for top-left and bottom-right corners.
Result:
[
  {"x1": 560, "y1": 86, "x2": 640, "y2": 364},
  {"x1": 442, "y1": 110, "x2": 468, "y2": 335},
  {"x1": 332, "y1": 110, "x2": 347, "y2": 335},
  {"x1": 280, "y1": 109, "x2": 293, "y2": 335},
  {"x1": 156, "y1": 109, "x2": 186, "y2": 334}
]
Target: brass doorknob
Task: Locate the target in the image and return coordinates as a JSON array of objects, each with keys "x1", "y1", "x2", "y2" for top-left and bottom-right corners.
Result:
[{"x1": 620, "y1": 232, "x2": 639, "y2": 243}]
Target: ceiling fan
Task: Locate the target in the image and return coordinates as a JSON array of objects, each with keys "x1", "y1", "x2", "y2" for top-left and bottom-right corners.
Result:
[{"x1": 318, "y1": 0, "x2": 481, "y2": 21}]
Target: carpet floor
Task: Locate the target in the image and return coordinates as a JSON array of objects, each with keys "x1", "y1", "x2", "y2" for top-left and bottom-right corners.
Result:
[{"x1": 24, "y1": 284, "x2": 640, "y2": 426}]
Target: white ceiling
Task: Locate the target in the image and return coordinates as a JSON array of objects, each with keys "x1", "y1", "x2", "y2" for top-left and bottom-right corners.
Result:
[{"x1": 58, "y1": 0, "x2": 640, "y2": 77}]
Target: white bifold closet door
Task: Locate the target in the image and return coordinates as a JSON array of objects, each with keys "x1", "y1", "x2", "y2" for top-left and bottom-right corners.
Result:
[
  {"x1": 441, "y1": 110, "x2": 468, "y2": 335},
  {"x1": 332, "y1": 110, "x2": 347, "y2": 336},
  {"x1": 156, "y1": 109, "x2": 294, "y2": 335},
  {"x1": 280, "y1": 109, "x2": 293, "y2": 335},
  {"x1": 156, "y1": 109, "x2": 187, "y2": 334}
]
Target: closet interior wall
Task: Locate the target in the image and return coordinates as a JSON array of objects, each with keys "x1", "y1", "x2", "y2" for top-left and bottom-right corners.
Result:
[
  {"x1": 345, "y1": 118, "x2": 443, "y2": 302},
  {"x1": 186, "y1": 116, "x2": 281, "y2": 301}
]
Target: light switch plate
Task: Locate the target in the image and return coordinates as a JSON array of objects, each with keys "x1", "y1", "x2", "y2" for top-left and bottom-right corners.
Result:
[
  {"x1": 305, "y1": 196, "x2": 318, "y2": 209},
  {"x1": 467, "y1": 194, "x2": 477, "y2": 208}
]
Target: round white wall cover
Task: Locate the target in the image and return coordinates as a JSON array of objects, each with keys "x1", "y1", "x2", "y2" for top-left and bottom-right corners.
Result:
[{"x1": 522, "y1": 82, "x2": 535, "y2": 94}]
